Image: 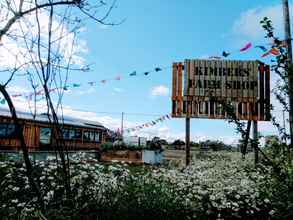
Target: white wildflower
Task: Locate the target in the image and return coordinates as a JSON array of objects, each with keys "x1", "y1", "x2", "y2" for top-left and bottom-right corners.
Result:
[
  {"x1": 264, "y1": 198, "x2": 270, "y2": 204},
  {"x1": 11, "y1": 199, "x2": 18, "y2": 203},
  {"x1": 12, "y1": 187, "x2": 20, "y2": 192}
]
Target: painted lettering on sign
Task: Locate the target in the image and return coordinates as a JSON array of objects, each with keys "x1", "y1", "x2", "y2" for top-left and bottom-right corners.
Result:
[{"x1": 185, "y1": 60, "x2": 258, "y2": 99}]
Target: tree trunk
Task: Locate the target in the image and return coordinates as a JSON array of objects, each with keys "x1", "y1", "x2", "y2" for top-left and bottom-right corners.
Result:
[
  {"x1": 42, "y1": 83, "x2": 71, "y2": 197},
  {"x1": 0, "y1": 84, "x2": 44, "y2": 211}
]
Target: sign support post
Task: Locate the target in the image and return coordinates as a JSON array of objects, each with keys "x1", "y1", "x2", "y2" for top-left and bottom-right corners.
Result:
[
  {"x1": 253, "y1": 120, "x2": 259, "y2": 164},
  {"x1": 185, "y1": 117, "x2": 191, "y2": 166},
  {"x1": 242, "y1": 120, "x2": 252, "y2": 158}
]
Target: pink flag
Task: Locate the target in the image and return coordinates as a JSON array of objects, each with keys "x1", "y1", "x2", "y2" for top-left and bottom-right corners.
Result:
[
  {"x1": 115, "y1": 76, "x2": 121, "y2": 80},
  {"x1": 240, "y1": 42, "x2": 252, "y2": 52},
  {"x1": 12, "y1": 94, "x2": 22, "y2": 98},
  {"x1": 49, "y1": 88, "x2": 57, "y2": 93},
  {"x1": 36, "y1": 90, "x2": 43, "y2": 95}
]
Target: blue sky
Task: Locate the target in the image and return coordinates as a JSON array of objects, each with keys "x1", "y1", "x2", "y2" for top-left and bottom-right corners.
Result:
[{"x1": 0, "y1": 0, "x2": 291, "y2": 143}]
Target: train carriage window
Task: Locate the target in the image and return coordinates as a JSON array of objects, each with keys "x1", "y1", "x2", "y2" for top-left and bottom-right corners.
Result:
[
  {"x1": 61, "y1": 129, "x2": 70, "y2": 139},
  {"x1": 89, "y1": 132, "x2": 95, "y2": 141},
  {"x1": 0, "y1": 124, "x2": 17, "y2": 138},
  {"x1": 40, "y1": 127, "x2": 51, "y2": 145},
  {"x1": 6, "y1": 124, "x2": 16, "y2": 137},
  {"x1": 69, "y1": 130, "x2": 75, "y2": 139},
  {"x1": 83, "y1": 131, "x2": 90, "y2": 141},
  {"x1": 74, "y1": 130, "x2": 82, "y2": 140},
  {"x1": 0, "y1": 124, "x2": 6, "y2": 137},
  {"x1": 94, "y1": 132, "x2": 100, "y2": 142}
]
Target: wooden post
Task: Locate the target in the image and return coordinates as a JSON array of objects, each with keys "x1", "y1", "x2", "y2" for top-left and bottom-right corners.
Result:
[
  {"x1": 253, "y1": 120, "x2": 259, "y2": 164},
  {"x1": 283, "y1": 0, "x2": 293, "y2": 149},
  {"x1": 185, "y1": 117, "x2": 190, "y2": 166},
  {"x1": 242, "y1": 120, "x2": 252, "y2": 159}
]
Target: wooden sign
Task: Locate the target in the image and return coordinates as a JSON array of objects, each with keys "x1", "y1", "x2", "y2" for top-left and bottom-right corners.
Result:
[{"x1": 172, "y1": 59, "x2": 270, "y2": 121}]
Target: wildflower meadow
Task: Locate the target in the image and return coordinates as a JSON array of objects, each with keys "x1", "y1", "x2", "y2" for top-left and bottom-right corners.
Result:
[{"x1": 1, "y1": 151, "x2": 292, "y2": 219}]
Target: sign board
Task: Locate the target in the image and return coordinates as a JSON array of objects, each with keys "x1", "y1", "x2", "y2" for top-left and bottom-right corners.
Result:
[{"x1": 172, "y1": 59, "x2": 270, "y2": 121}]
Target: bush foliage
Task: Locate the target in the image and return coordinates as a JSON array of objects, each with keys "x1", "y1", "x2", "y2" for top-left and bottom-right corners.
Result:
[{"x1": 1, "y1": 152, "x2": 292, "y2": 219}]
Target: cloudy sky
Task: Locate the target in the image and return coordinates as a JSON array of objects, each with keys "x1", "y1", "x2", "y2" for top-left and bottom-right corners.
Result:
[{"x1": 0, "y1": 0, "x2": 291, "y2": 144}]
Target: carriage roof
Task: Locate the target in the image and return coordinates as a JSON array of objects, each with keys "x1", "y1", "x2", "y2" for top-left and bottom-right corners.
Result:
[{"x1": 0, "y1": 107, "x2": 106, "y2": 130}]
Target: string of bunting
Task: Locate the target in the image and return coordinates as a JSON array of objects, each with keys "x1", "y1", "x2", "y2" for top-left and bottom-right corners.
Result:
[
  {"x1": 210, "y1": 39, "x2": 287, "y2": 60},
  {"x1": 0, "y1": 39, "x2": 288, "y2": 105},
  {"x1": 124, "y1": 113, "x2": 172, "y2": 133},
  {"x1": 0, "y1": 67, "x2": 166, "y2": 104}
]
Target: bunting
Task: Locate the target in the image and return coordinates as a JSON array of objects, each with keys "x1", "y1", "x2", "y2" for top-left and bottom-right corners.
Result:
[
  {"x1": 124, "y1": 114, "x2": 172, "y2": 133},
  {"x1": 2, "y1": 39, "x2": 288, "y2": 106},
  {"x1": 211, "y1": 40, "x2": 286, "y2": 59},
  {"x1": 0, "y1": 66, "x2": 166, "y2": 104}
]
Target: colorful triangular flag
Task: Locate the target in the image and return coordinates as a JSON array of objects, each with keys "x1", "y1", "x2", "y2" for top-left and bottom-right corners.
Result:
[
  {"x1": 222, "y1": 51, "x2": 230, "y2": 57},
  {"x1": 88, "y1": 81, "x2": 95, "y2": 86},
  {"x1": 261, "y1": 48, "x2": 280, "y2": 57},
  {"x1": 129, "y1": 71, "x2": 136, "y2": 76},
  {"x1": 255, "y1": 45, "x2": 267, "y2": 52},
  {"x1": 261, "y1": 51, "x2": 271, "y2": 57},
  {"x1": 270, "y1": 47, "x2": 279, "y2": 56},
  {"x1": 240, "y1": 42, "x2": 252, "y2": 52},
  {"x1": 0, "y1": 99, "x2": 6, "y2": 105},
  {"x1": 11, "y1": 94, "x2": 22, "y2": 98}
]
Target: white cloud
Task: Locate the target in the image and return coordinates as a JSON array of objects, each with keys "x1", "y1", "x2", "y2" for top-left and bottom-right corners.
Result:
[
  {"x1": 0, "y1": 0, "x2": 88, "y2": 73},
  {"x1": 232, "y1": 4, "x2": 293, "y2": 40},
  {"x1": 150, "y1": 85, "x2": 169, "y2": 97},
  {"x1": 114, "y1": 87, "x2": 123, "y2": 93},
  {"x1": 77, "y1": 87, "x2": 96, "y2": 95}
]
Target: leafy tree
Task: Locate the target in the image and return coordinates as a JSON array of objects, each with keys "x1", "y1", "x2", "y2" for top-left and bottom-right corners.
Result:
[
  {"x1": 172, "y1": 139, "x2": 185, "y2": 146},
  {"x1": 148, "y1": 137, "x2": 163, "y2": 150},
  {"x1": 0, "y1": 0, "x2": 119, "y2": 215},
  {"x1": 171, "y1": 139, "x2": 185, "y2": 150},
  {"x1": 199, "y1": 140, "x2": 232, "y2": 151}
]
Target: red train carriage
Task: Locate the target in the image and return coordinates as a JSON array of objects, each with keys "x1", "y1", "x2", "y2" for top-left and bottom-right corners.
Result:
[{"x1": 0, "y1": 108, "x2": 107, "y2": 151}]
